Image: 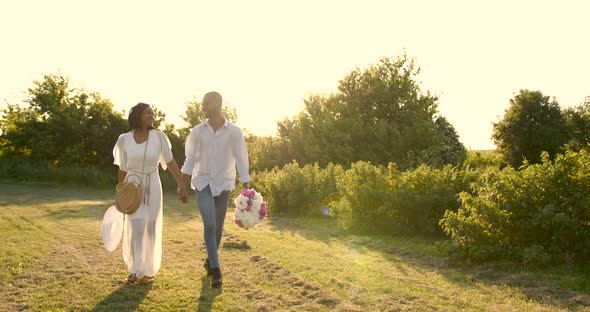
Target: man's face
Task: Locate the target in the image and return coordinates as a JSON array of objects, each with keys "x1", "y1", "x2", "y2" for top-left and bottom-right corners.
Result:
[{"x1": 202, "y1": 95, "x2": 220, "y2": 119}]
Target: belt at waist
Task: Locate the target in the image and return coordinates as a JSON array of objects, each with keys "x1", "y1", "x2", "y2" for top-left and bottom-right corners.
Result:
[{"x1": 127, "y1": 169, "x2": 157, "y2": 176}]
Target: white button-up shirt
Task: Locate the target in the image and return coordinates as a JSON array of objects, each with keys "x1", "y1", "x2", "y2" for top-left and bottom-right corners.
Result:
[{"x1": 181, "y1": 119, "x2": 250, "y2": 196}]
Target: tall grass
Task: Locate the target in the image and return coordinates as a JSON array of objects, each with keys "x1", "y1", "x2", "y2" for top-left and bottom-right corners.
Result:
[
  {"x1": 0, "y1": 158, "x2": 180, "y2": 192},
  {"x1": 0, "y1": 158, "x2": 116, "y2": 187}
]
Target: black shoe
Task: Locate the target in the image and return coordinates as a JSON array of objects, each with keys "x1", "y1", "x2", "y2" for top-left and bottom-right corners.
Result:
[
  {"x1": 211, "y1": 267, "x2": 222, "y2": 288},
  {"x1": 203, "y1": 259, "x2": 212, "y2": 277}
]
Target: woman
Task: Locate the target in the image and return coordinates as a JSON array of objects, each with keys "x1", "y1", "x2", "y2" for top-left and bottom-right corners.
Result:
[{"x1": 112, "y1": 102, "x2": 188, "y2": 283}]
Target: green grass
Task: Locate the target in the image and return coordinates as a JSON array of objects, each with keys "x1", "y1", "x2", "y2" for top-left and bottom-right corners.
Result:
[{"x1": 1, "y1": 182, "x2": 589, "y2": 311}]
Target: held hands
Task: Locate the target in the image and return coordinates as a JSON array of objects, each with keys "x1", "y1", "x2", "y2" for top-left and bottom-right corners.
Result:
[{"x1": 177, "y1": 184, "x2": 188, "y2": 203}]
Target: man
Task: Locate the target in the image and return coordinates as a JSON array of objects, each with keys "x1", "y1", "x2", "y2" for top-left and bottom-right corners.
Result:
[{"x1": 181, "y1": 91, "x2": 250, "y2": 288}]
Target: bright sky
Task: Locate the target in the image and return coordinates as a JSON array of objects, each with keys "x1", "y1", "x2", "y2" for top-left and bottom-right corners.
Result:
[{"x1": 1, "y1": 1, "x2": 588, "y2": 150}]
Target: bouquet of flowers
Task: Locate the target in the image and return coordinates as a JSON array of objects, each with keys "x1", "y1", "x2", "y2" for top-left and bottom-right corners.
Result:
[{"x1": 233, "y1": 188, "x2": 268, "y2": 229}]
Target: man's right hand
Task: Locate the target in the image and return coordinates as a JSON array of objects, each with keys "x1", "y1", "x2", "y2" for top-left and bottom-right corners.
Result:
[{"x1": 178, "y1": 185, "x2": 188, "y2": 203}]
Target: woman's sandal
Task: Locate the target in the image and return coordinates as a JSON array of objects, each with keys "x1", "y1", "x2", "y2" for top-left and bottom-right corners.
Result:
[
  {"x1": 140, "y1": 275, "x2": 154, "y2": 282},
  {"x1": 125, "y1": 273, "x2": 138, "y2": 283}
]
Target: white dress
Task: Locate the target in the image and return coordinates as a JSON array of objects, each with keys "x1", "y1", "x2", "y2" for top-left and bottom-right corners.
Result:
[{"x1": 107, "y1": 129, "x2": 173, "y2": 278}]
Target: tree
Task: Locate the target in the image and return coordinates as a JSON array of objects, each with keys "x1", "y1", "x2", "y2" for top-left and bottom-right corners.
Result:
[
  {"x1": 492, "y1": 90, "x2": 569, "y2": 168},
  {"x1": 0, "y1": 74, "x2": 128, "y2": 166},
  {"x1": 563, "y1": 96, "x2": 590, "y2": 151},
  {"x1": 151, "y1": 107, "x2": 167, "y2": 129},
  {"x1": 246, "y1": 134, "x2": 290, "y2": 172},
  {"x1": 0, "y1": 104, "x2": 37, "y2": 158},
  {"x1": 162, "y1": 123, "x2": 186, "y2": 167},
  {"x1": 277, "y1": 95, "x2": 355, "y2": 166},
  {"x1": 405, "y1": 116, "x2": 467, "y2": 167},
  {"x1": 277, "y1": 54, "x2": 466, "y2": 169}
]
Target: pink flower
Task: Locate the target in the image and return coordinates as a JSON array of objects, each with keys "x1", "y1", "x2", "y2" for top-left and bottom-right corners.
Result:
[
  {"x1": 240, "y1": 189, "x2": 250, "y2": 197},
  {"x1": 258, "y1": 202, "x2": 268, "y2": 219},
  {"x1": 234, "y1": 219, "x2": 243, "y2": 228},
  {"x1": 241, "y1": 188, "x2": 256, "y2": 198}
]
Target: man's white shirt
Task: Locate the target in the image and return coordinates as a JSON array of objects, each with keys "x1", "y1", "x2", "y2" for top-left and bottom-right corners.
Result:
[{"x1": 181, "y1": 119, "x2": 250, "y2": 196}]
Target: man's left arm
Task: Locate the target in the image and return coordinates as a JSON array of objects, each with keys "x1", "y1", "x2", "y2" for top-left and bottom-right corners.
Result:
[{"x1": 234, "y1": 129, "x2": 250, "y2": 190}]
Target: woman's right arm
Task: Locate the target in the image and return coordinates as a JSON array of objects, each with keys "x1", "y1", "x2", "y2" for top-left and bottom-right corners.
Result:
[
  {"x1": 117, "y1": 170, "x2": 127, "y2": 184},
  {"x1": 113, "y1": 134, "x2": 127, "y2": 184}
]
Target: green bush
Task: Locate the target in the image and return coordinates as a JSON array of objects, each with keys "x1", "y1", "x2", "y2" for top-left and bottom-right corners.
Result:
[
  {"x1": 463, "y1": 150, "x2": 504, "y2": 169},
  {"x1": 388, "y1": 165, "x2": 479, "y2": 235},
  {"x1": 253, "y1": 159, "x2": 476, "y2": 234},
  {"x1": 441, "y1": 151, "x2": 590, "y2": 265},
  {"x1": 331, "y1": 161, "x2": 391, "y2": 233},
  {"x1": 251, "y1": 162, "x2": 343, "y2": 217},
  {"x1": 332, "y1": 162, "x2": 477, "y2": 235}
]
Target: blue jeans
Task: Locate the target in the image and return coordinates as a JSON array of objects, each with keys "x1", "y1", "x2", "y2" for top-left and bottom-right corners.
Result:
[{"x1": 195, "y1": 185, "x2": 230, "y2": 268}]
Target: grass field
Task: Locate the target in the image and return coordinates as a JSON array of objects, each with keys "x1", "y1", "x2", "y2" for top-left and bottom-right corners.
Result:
[{"x1": 1, "y1": 182, "x2": 589, "y2": 311}]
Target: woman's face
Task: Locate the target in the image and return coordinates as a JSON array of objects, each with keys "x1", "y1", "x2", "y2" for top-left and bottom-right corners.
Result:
[{"x1": 140, "y1": 106, "x2": 154, "y2": 128}]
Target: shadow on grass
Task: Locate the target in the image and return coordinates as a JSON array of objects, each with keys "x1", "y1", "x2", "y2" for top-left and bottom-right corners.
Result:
[
  {"x1": 360, "y1": 234, "x2": 590, "y2": 309},
  {"x1": 42, "y1": 202, "x2": 109, "y2": 221},
  {"x1": 162, "y1": 196, "x2": 200, "y2": 221},
  {"x1": 0, "y1": 182, "x2": 113, "y2": 221},
  {"x1": 265, "y1": 215, "x2": 340, "y2": 245},
  {"x1": 197, "y1": 275, "x2": 222, "y2": 312},
  {"x1": 0, "y1": 181, "x2": 112, "y2": 203},
  {"x1": 0, "y1": 182, "x2": 197, "y2": 223},
  {"x1": 266, "y1": 215, "x2": 590, "y2": 309},
  {"x1": 92, "y1": 282, "x2": 152, "y2": 312}
]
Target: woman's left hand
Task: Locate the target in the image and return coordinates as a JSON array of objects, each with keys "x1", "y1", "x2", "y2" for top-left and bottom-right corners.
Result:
[{"x1": 177, "y1": 185, "x2": 188, "y2": 203}]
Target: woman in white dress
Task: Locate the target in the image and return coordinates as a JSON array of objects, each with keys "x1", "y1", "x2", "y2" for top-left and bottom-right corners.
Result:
[{"x1": 113, "y1": 102, "x2": 188, "y2": 283}]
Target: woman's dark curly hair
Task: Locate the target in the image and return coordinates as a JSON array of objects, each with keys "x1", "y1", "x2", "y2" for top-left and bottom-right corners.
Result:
[{"x1": 128, "y1": 102, "x2": 154, "y2": 130}]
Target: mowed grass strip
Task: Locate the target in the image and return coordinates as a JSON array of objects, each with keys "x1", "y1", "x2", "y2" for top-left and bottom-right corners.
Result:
[{"x1": 0, "y1": 182, "x2": 589, "y2": 311}]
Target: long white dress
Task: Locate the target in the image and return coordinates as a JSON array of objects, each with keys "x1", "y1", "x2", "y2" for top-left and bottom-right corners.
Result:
[{"x1": 107, "y1": 129, "x2": 173, "y2": 278}]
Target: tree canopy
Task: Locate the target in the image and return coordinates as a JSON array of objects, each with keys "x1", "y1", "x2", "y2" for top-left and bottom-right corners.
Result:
[
  {"x1": 0, "y1": 74, "x2": 127, "y2": 166},
  {"x1": 492, "y1": 90, "x2": 569, "y2": 168},
  {"x1": 277, "y1": 54, "x2": 466, "y2": 169}
]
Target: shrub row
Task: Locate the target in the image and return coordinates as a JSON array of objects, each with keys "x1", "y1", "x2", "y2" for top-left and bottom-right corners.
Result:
[{"x1": 441, "y1": 151, "x2": 590, "y2": 265}]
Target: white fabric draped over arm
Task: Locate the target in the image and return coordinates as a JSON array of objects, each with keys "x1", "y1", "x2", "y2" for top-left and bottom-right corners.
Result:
[
  {"x1": 113, "y1": 134, "x2": 127, "y2": 171},
  {"x1": 233, "y1": 129, "x2": 250, "y2": 184},
  {"x1": 157, "y1": 131, "x2": 174, "y2": 171},
  {"x1": 181, "y1": 126, "x2": 199, "y2": 175}
]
